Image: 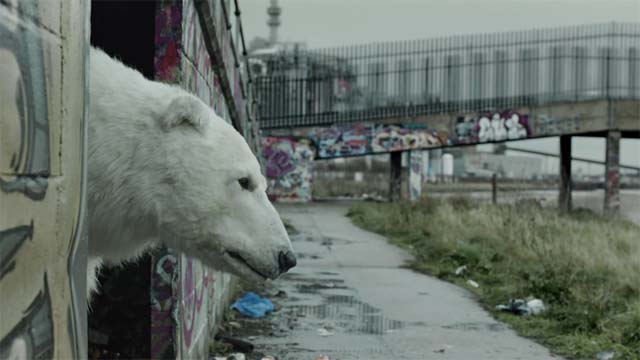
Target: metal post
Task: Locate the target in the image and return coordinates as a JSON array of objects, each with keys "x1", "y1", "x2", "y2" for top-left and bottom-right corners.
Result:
[
  {"x1": 604, "y1": 131, "x2": 621, "y2": 215},
  {"x1": 559, "y1": 135, "x2": 572, "y2": 212},
  {"x1": 389, "y1": 151, "x2": 402, "y2": 202},
  {"x1": 491, "y1": 173, "x2": 497, "y2": 205}
]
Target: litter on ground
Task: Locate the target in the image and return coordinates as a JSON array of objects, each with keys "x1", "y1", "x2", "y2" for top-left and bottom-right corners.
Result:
[
  {"x1": 496, "y1": 298, "x2": 546, "y2": 316},
  {"x1": 231, "y1": 292, "x2": 275, "y2": 318}
]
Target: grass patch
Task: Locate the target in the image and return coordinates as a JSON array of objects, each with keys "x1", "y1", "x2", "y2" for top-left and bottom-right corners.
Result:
[{"x1": 348, "y1": 198, "x2": 640, "y2": 359}]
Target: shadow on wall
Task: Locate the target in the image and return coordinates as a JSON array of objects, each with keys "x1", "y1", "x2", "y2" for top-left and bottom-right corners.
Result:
[{"x1": 88, "y1": 1, "x2": 156, "y2": 358}]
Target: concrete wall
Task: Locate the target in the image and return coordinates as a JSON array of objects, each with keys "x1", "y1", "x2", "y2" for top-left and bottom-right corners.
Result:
[
  {"x1": 262, "y1": 100, "x2": 639, "y2": 201},
  {"x1": 0, "y1": 1, "x2": 88, "y2": 358},
  {"x1": 151, "y1": 0, "x2": 255, "y2": 358},
  {"x1": 262, "y1": 137, "x2": 314, "y2": 202}
]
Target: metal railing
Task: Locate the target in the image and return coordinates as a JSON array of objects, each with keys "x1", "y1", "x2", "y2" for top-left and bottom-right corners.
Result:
[{"x1": 251, "y1": 23, "x2": 640, "y2": 129}]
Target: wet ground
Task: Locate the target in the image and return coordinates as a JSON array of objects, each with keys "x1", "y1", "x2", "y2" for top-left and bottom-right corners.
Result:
[{"x1": 222, "y1": 202, "x2": 560, "y2": 360}]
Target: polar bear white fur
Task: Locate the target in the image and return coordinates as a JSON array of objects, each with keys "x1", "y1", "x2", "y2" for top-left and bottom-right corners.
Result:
[{"x1": 87, "y1": 48, "x2": 295, "y2": 297}]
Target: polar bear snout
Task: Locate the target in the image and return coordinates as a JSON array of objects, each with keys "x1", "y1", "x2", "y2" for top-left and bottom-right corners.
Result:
[
  {"x1": 278, "y1": 250, "x2": 297, "y2": 273},
  {"x1": 222, "y1": 245, "x2": 295, "y2": 282}
]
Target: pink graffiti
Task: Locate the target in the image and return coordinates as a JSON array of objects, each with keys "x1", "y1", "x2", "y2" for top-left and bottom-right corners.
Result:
[
  {"x1": 181, "y1": 258, "x2": 208, "y2": 349},
  {"x1": 150, "y1": 252, "x2": 177, "y2": 358},
  {"x1": 265, "y1": 149, "x2": 295, "y2": 178}
]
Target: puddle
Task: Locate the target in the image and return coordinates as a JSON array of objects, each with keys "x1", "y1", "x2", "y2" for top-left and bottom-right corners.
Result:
[
  {"x1": 316, "y1": 271, "x2": 339, "y2": 276},
  {"x1": 297, "y1": 282, "x2": 348, "y2": 293},
  {"x1": 285, "y1": 294, "x2": 413, "y2": 335},
  {"x1": 320, "y1": 236, "x2": 354, "y2": 248},
  {"x1": 283, "y1": 274, "x2": 344, "y2": 283},
  {"x1": 443, "y1": 322, "x2": 506, "y2": 331},
  {"x1": 294, "y1": 253, "x2": 321, "y2": 260}
]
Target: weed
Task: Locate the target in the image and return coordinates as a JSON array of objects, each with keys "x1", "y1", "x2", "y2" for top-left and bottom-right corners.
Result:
[{"x1": 349, "y1": 198, "x2": 640, "y2": 359}]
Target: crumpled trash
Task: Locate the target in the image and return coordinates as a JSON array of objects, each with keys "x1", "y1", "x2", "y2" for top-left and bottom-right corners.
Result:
[
  {"x1": 454, "y1": 265, "x2": 467, "y2": 276},
  {"x1": 317, "y1": 328, "x2": 334, "y2": 337},
  {"x1": 315, "y1": 355, "x2": 331, "y2": 360},
  {"x1": 213, "y1": 354, "x2": 245, "y2": 360},
  {"x1": 215, "y1": 335, "x2": 254, "y2": 353},
  {"x1": 496, "y1": 298, "x2": 546, "y2": 316},
  {"x1": 466, "y1": 279, "x2": 479, "y2": 288},
  {"x1": 596, "y1": 351, "x2": 616, "y2": 360},
  {"x1": 231, "y1": 292, "x2": 274, "y2": 318},
  {"x1": 432, "y1": 344, "x2": 453, "y2": 354}
]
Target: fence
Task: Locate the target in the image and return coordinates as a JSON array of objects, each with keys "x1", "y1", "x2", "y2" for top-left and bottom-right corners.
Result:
[{"x1": 252, "y1": 22, "x2": 640, "y2": 128}]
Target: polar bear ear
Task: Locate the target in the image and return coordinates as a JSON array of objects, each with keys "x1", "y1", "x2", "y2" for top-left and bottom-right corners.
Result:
[{"x1": 161, "y1": 95, "x2": 206, "y2": 131}]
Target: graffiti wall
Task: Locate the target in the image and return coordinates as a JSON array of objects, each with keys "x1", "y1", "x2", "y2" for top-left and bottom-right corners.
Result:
[
  {"x1": 308, "y1": 123, "x2": 448, "y2": 159},
  {"x1": 152, "y1": 0, "x2": 254, "y2": 358},
  {"x1": 455, "y1": 110, "x2": 531, "y2": 144},
  {"x1": 0, "y1": 1, "x2": 88, "y2": 358},
  {"x1": 309, "y1": 123, "x2": 371, "y2": 158},
  {"x1": 262, "y1": 100, "x2": 622, "y2": 203},
  {"x1": 263, "y1": 137, "x2": 314, "y2": 202}
]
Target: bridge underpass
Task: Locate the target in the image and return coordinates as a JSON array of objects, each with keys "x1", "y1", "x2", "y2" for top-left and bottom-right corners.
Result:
[{"x1": 252, "y1": 23, "x2": 640, "y2": 213}]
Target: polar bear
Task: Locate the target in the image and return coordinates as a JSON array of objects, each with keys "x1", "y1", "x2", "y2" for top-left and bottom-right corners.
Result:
[{"x1": 87, "y1": 48, "x2": 296, "y2": 297}]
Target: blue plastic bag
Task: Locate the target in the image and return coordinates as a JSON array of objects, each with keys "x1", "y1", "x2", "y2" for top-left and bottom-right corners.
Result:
[{"x1": 231, "y1": 292, "x2": 274, "y2": 318}]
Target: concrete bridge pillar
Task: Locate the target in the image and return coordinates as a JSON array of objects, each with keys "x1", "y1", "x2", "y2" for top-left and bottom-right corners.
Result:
[
  {"x1": 390, "y1": 151, "x2": 402, "y2": 202},
  {"x1": 604, "y1": 130, "x2": 621, "y2": 215},
  {"x1": 558, "y1": 135, "x2": 572, "y2": 212}
]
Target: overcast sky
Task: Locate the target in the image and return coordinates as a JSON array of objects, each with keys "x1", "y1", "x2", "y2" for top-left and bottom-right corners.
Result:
[{"x1": 241, "y1": 0, "x2": 640, "y2": 173}]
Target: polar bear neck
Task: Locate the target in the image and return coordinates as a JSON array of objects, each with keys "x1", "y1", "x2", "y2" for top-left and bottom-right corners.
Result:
[{"x1": 87, "y1": 48, "x2": 184, "y2": 263}]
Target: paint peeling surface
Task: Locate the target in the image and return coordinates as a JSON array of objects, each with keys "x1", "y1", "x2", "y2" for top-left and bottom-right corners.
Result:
[
  {"x1": 0, "y1": 0, "x2": 88, "y2": 358},
  {"x1": 263, "y1": 137, "x2": 314, "y2": 202}
]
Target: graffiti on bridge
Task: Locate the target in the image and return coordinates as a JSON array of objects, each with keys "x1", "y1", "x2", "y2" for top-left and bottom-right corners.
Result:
[
  {"x1": 455, "y1": 111, "x2": 530, "y2": 144},
  {"x1": 309, "y1": 123, "x2": 370, "y2": 158},
  {"x1": 309, "y1": 123, "x2": 448, "y2": 158},
  {"x1": 371, "y1": 124, "x2": 447, "y2": 153}
]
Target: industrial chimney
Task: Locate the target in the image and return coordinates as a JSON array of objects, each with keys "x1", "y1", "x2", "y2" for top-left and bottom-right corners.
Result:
[{"x1": 267, "y1": 0, "x2": 281, "y2": 46}]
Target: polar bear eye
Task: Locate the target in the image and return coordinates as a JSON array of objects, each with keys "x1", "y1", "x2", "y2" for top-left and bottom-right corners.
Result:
[{"x1": 238, "y1": 177, "x2": 251, "y2": 190}]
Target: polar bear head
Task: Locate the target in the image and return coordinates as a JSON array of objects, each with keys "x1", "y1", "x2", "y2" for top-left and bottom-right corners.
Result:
[{"x1": 145, "y1": 94, "x2": 296, "y2": 281}]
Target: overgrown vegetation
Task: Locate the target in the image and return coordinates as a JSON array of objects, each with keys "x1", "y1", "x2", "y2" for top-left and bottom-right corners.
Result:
[{"x1": 348, "y1": 198, "x2": 640, "y2": 359}]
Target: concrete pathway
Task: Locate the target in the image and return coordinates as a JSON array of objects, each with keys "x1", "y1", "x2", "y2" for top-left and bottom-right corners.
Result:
[{"x1": 235, "y1": 202, "x2": 559, "y2": 360}]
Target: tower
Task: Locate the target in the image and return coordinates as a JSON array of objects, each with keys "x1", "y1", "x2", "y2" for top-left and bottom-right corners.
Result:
[{"x1": 267, "y1": 0, "x2": 281, "y2": 46}]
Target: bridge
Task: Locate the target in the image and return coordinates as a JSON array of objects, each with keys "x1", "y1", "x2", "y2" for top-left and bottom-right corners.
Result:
[{"x1": 251, "y1": 23, "x2": 640, "y2": 212}]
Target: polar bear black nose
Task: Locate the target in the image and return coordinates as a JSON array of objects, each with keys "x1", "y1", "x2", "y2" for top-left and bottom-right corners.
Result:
[{"x1": 278, "y1": 251, "x2": 297, "y2": 273}]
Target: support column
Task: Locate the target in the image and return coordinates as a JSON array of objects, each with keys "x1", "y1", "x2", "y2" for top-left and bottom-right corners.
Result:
[
  {"x1": 604, "y1": 130, "x2": 621, "y2": 215},
  {"x1": 558, "y1": 135, "x2": 572, "y2": 212},
  {"x1": 389, "y1": 151, "x2": 402, "y2": 202},
  {"x1": 408, "y1": 151, "x2": 423, "y2": 201}
]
